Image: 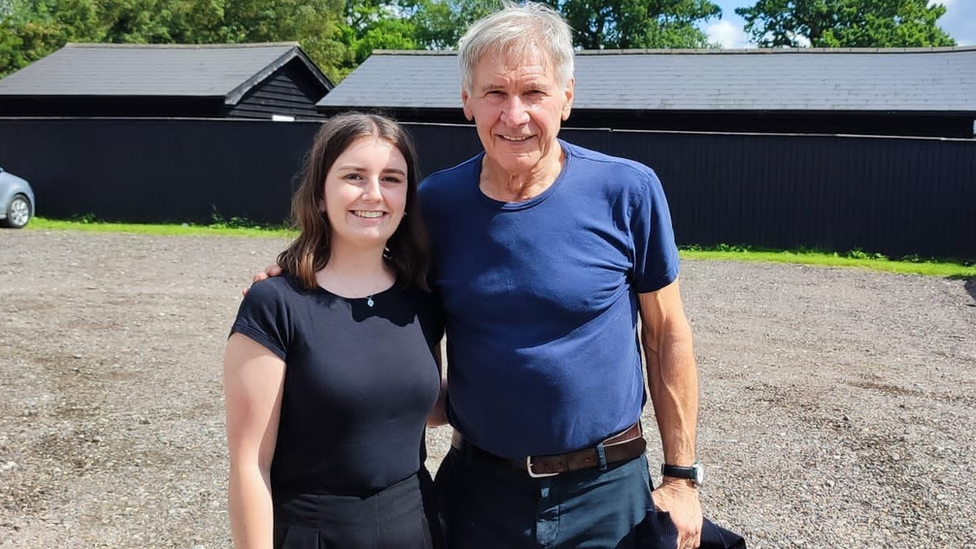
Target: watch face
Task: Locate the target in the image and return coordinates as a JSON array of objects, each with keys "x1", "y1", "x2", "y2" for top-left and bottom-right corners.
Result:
[{"x1": 693, "y1": 464, "x2": 704, "y2": 486}]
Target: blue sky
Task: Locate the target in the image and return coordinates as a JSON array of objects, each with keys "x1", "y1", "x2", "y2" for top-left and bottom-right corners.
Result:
[{"x1": 701, "y1": 0, "x2": 976, "y2": 48}]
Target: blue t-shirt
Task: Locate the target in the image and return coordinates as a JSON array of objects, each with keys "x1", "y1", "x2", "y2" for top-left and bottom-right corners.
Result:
[{"x1": 419, "y1": 140, "x2": 679, "y2": 458}]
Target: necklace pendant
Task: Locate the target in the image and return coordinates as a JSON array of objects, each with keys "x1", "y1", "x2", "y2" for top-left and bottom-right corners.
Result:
[{"x1": 367, "y1": 296, "x2": 374, "y2": 307}]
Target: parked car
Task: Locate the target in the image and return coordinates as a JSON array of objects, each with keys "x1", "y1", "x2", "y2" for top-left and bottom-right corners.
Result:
[{"x1": 0, "y1": 166, "x2": 35, "y2": 228}]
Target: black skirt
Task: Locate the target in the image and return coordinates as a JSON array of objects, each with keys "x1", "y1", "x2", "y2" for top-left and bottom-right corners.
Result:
[{"x1": 274, "y1": 470, "x2": 441, "y2": 549}]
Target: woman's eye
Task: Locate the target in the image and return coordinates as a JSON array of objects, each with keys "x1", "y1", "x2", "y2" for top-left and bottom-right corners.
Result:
[
  {"x1": 343, "y1": 173, "x2": 363, "y2": 180},
  {"x1": 383, "y1": 176, "x2": 405, "y2": 184}
]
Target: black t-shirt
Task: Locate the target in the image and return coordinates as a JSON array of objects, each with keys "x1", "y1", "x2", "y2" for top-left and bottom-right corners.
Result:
[{"x1": 231, "y1": 274, "x2": 443, "y2": 496}]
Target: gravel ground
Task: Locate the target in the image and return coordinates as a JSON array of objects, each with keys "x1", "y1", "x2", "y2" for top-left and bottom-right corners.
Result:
[{"x1": 0, "y1": 230, "x2": 974, "y2": 548}]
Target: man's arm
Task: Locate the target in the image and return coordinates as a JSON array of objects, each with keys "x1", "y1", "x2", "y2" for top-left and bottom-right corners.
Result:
[
  {"x1": 243, "y1": 265, "x2": 283, "y2": 296},
  {"x1": 639, "y1": 278, "x2": 702, "y2": 549},
  {"x1": 427, "y1": 342, "x2": 449, "y2": 427}
]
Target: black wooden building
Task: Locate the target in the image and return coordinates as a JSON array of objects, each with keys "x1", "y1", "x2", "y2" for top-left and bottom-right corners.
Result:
[
  {"x1": 0, "y1": 43, "x2": 333, "y2": 119},
  {"x1": 318, "y1": 47, "x2": 976, "y2": 138}
]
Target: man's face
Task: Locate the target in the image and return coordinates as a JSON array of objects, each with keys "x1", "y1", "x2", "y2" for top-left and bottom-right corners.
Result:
[{"x1": 461, "y1": 50, "x2": 574, "y2": 177}]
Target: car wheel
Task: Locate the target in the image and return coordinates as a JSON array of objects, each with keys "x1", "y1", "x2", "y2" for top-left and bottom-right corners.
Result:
[{"x1": 4, "y1": 194, "x2": 32, "y2": 228}]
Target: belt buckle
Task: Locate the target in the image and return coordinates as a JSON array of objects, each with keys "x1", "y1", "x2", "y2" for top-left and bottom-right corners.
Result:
[{"x1": 526, "y1": 456, "x2": 559, "y2": 478}]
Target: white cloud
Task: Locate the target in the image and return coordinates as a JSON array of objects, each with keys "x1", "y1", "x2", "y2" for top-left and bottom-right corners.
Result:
[
  {"x1": 706, "y1": 20, "x2": 752, "y2": 49},
  {"x1": 794, "y1": 34, "x2": 812, "y2": 48}
]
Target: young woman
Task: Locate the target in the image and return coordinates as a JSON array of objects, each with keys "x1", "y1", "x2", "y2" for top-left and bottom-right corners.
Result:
[{"x1": 223, "y1": 113, "x2": 445, "y2": 549}]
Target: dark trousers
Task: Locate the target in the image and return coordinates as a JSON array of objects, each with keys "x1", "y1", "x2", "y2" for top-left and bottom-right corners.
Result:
[
  {"x1": 273, "y1": 471, "x2": 438, "y2": 549},
  {"x1": 435, "y1": 447, "x2": 652, "y2": 549}
]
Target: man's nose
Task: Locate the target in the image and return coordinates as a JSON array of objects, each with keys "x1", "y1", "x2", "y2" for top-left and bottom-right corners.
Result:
[{"x1": 501, "y1": 96, "x2": 530, "y2": 126}]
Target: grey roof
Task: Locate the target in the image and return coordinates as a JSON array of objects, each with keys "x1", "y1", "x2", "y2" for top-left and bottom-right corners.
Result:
[
  {"x1": 318, "y1": 47, "x2": 976, "y2": 113},
  {"x1": 0, "y1": 43, "x2": 332, "y2": 104}
]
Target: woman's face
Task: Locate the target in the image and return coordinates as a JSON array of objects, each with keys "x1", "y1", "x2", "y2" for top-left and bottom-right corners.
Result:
[{"x1": 321, "y1": 136, "x2": 409, "y2": 250}]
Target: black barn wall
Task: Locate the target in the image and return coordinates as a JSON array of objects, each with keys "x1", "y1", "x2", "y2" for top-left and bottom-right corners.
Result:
[
  {"x1": 0, "y1": 118, "x2": 317, "y2": 225},
  {"x1": 0, "y1": 118, "x2": 973, "y2": 260}
]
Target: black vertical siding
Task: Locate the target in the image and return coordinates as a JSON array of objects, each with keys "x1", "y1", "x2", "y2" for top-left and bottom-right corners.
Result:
[
  {"x1": 224, "y1": 60, "x2": 327, "y2": 120},
  {"x1": 0, "y1": 118, "x2": 318, "y2": 223},
  {"x1": 0, "y1": 118, "x2": 972, "y2": 260}
]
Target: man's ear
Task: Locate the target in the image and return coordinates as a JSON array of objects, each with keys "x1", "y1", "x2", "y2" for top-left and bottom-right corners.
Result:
[
  {"x1": 461, "y1": 87, "x2": 474, "y2": 121},
  {"x1": 561, "y1": 78, "x2": 575, "y2": 121}
]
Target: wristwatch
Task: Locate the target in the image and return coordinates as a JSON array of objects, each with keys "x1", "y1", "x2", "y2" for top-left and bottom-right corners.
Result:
[{"x1": 661, "y1": 461, "x2": 704, "y2": 487}]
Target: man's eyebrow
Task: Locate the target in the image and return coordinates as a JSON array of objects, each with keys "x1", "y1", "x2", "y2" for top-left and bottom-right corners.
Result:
[{"x1": 479, "y1": 81, "x2": 551, "y2": 92}]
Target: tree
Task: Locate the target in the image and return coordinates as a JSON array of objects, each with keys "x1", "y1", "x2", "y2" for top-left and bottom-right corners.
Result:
[
  {"x1": 545, "y1": 0, "x2": 721, "y2": 49},
  {"x1": 736, "y1": 0, "x2": 956, "y2": 48},
  {"x1": 0, "y1": 0, "x2": 734, "y2": 82},
  {"x1": 404, "y1": 0, "x2": 498, "y2": 50},
  {"x1": 0, "y1": 0, "x2": 348, "y2": 81},
  {"x1": 0, "y1": 0, "x2": 102, "y2": 76}
]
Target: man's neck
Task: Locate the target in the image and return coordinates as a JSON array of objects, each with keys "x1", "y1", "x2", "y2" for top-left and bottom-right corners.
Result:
[{"x1": 479, "y1": 149, "x2": 565, "y2": 203}]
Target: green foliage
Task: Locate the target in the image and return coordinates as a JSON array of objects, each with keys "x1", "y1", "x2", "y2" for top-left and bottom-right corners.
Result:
[
  {"x1": 735, "y1": 0, "x2": 956, "y2": 48},
  {"x1": 406, "y1": 0, "x2": 498, "y2": 50},
  {"x1": 70, "y1": 212, "x2": 99, "y2": 224},
  {"x1": 0, "y1": 0, "x2": 347, "y2": 80},
  {"x1": 846, "y1": 248, "x2": 887, "y2": 261},
  {"x1": 210, "y1": 207, "x2": 260, "y2": 229},
  {"x1": 715, "y1": 243, "x2": 753, "y2": 253},
  {"x1": 1, "y1": 0, "x2": 734, "y2": 80},
  {"x1": 544, "y1": 0, "x2": 721, "y2": 49}
]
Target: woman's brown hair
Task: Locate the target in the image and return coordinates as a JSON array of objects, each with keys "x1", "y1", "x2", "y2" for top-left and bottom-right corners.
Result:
[{"x1": 277, "y1": 112, "x2": 430, "y2": 291}]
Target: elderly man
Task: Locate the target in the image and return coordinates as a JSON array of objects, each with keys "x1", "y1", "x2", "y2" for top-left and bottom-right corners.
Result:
[
  {"x1": 421, "y1": 3, "x2": 703, "y2": 549},
  {"x1": 252, "y1": 3, "x2": 704, "y2": 548}
]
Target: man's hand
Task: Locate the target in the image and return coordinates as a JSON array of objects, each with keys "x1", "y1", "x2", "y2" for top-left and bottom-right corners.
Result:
[
  {"x1": 652, "y1": 479, "x2": 703, "y2": 549},
  {"x1": 241, "y1": 264, "x2": 283, "y2": 296}
]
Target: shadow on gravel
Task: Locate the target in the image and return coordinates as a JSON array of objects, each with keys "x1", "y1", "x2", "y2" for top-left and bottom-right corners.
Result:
[{"x1": 959, "y1": 277, "x2": 976, "y2": 305}]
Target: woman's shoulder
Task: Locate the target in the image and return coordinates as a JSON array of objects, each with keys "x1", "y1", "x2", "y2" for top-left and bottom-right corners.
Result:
[{"x1": 242, "y1": 274, "x2": 312, "y2": 307}]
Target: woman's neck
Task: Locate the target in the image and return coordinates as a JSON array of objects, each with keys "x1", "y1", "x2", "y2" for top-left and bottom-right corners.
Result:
[
  {"x1": 326, "y1": 242, "x2": 388, "y2": 277},
  {"x1": 315, "y1": 241, "x2": 394, "y2": 298}
]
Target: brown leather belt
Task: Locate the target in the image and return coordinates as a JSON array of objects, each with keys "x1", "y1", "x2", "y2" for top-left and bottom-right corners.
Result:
[{"x1": 451, "y1": 423, "x2": 646, "y2": 478}]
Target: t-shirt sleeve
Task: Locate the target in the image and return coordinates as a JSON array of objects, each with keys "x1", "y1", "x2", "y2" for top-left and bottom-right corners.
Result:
[
  {"x1": 230, "y1": 280, "x2": 290, "y2": 361},
  {"x1": 629, "y1": 169, "x2": 680, "y2": 294}
]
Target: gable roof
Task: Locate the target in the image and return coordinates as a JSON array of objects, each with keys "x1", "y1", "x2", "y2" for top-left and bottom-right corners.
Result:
[
  {"x1": 0, "y1": 43, "x2": 333, "y2": 105},
  {"x1": 318, "y1": 47, "x2": 976, "y2": 113}
]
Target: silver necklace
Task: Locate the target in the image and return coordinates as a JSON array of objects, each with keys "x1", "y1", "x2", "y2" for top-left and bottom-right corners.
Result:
[{"x1": 328, "y1": 265, "x2": 385, "y2": 307}]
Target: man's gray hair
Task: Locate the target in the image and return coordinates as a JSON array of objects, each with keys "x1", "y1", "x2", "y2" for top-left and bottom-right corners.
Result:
[{"x1": 458, "y1": 1, "x2": 575, "y2": 93}]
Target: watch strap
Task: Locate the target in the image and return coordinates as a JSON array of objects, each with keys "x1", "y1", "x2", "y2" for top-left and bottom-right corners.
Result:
[{"x1": 661, "y1": 461, "x2": 703, "y2": 486}]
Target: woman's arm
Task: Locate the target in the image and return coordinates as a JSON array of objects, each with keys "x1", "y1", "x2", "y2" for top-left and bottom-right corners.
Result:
[{"x1": 224, "y1": 333, "x2": 286, "y2": 549}]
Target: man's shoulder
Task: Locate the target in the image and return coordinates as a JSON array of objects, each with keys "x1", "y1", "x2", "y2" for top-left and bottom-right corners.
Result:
[
  {"x1": 564, "y1": 140, "x2": 654, "y2": 170},
  {"x1": 419, "y1": 153, "x2": 482, "y2": 196},
  {"x1": 562, "y1": 140, "x2": 660, "y2": 189}
]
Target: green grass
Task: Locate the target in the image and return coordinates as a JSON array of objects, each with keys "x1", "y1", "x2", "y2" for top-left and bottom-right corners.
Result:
[
  {"x1": 26, "y1": 218, "x2": 975, "y2": 278},
  {"x1": 29, "y1": 217, "x2": 297, "y2": 238},
  {"x1": 680, "y1": 247, "x2": 975, "y2": 278}
]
